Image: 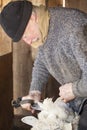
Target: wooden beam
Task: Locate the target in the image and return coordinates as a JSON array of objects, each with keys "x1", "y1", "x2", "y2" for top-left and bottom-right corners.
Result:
[
  {"x1": 65, "y1": 0, "x2": 87, "y2": 13},
  {"x1": 0, "y1": 0, "x2": 12, "y2": 56}
]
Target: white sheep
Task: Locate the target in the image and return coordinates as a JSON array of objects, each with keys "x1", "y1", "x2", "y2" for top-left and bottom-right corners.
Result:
[{"x1": 21, "y1": 98, "x2": 80, "y2": 130}]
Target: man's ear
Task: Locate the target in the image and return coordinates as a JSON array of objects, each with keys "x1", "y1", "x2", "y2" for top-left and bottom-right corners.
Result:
[{"x1": 30, "y1": 11, "x2": 38, "y2": 23}]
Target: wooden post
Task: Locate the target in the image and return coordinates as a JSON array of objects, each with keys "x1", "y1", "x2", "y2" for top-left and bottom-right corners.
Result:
[
  {"x1": 65, "y1": 0, "x2": 87, "y2": 12},
  {"x1": 13, "y1": 41, "x2": 33, "y2": 115},
  {"x1": 0, "y1": 0, "x2": 13, "y2": 130},
  {"x1": 0, "y1": 54, "x2": 13, "y2": 130}
]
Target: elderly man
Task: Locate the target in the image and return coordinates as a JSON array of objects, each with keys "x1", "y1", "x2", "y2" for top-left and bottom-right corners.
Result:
[{"x1": 0, "y1": 1, "x2": 87, "y2": 129}]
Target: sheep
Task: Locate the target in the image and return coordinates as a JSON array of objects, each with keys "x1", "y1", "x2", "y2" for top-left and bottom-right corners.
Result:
[{"x1": 21, "y1": 97, "x2": 80, "y2": 130}]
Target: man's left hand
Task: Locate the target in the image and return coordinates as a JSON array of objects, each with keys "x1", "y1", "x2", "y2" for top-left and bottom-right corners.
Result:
[{"x1": 59, "y1": 83, "x2": 75, "y2": 102}]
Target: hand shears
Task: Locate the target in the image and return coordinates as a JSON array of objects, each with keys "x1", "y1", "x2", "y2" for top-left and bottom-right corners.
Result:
[{"x1": 11, "y1": 97, "x2": 42, "y2": 111}]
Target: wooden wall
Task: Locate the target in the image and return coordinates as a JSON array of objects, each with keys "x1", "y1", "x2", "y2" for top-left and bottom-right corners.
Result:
[
  {"x1": 0, "y1": 53, "x2": 13, "y2": 130},
  {"x1": 0, "y1": 48, "x2": 13, "y2": 130},
  {"x1": 0, "y1": 0, "x2": 13, "y2": 130},
  {"x1": 0, "y1": 0, "x2": 12, "y2": 56},
  {"x1": 0, "y1": 0, "x2": 87, "y2": 129},
  {"x1": 65, "y1": 0, "x2": 87, "y2": 12}
]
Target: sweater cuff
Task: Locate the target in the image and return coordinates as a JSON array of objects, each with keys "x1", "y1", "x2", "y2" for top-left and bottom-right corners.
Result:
[
  {"x1": 29, "y1": 90, "x2": 41, "y2": 95},
  {"x1": 72, "y1": 81, "x2": 81, "y2": 97}
]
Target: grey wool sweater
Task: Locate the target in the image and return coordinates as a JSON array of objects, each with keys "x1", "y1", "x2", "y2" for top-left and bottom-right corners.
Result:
[{"x1": 30, "y1": 7, "x2": 87, "y2": 113}]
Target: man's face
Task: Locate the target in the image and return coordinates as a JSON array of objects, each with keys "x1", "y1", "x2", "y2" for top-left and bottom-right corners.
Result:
[{"x1": 22, "y1": 13, "x2": 42, "y2": 48}]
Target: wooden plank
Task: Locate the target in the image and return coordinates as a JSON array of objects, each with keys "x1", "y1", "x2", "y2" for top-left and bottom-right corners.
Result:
[
  {"x1": 0, "y1": 0, "x2": 12, "y2": 56},
  {"x1": 48, "y1": 0, "x2": 63, "y2": 7},
  {"x1": 0, "y1": 27, "x2": 12, "y2": 56},
  {"x1": 79, "y1": 0, "x2": 87, "y2": 12},
  {"x1": 65, "y1": 0, "x2": 87, "y2": 13},
  {"x1": 28, "y1": 0, "x2": 63, "y2": 7},
  {"x1": 13, "y1": 41, "x2": 33, "y2": 115},
  {"x1": 28, "y1": 0, "x2": 45, "y2": 6},
  {"x1": 0, "y1": 0, "x2": 2, "y2": 7},
  {"x1": 0, "y1": 53, "x2": 13, "y2": 130}
]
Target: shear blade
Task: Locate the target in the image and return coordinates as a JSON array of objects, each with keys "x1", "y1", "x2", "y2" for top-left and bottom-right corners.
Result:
[{"x1": 31, "y1": 103, "x2": 42, "y2": 111}]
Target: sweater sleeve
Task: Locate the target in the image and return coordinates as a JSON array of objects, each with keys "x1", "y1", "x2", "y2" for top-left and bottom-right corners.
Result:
[
  {"x1": 29, "y1": 48, "x2": 50, "y2": 92},
  {"x1": 70, "y1": 25, "x2": 87, "y2": 97}
]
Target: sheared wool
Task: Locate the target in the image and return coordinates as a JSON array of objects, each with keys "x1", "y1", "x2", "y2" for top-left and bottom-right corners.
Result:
[{"x1": 22, "y1": 98, "x2": 80, "y2": 130}]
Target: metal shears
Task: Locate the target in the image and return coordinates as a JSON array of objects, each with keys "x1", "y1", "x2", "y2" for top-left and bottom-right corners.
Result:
[{"x1": 11, "y1": 97, "x2": 42, "y2": 111}]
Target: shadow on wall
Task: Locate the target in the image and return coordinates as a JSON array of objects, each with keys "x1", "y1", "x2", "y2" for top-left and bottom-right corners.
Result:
[{"x1": 0, "y1": 53, "x2": 13, "y2": 130}]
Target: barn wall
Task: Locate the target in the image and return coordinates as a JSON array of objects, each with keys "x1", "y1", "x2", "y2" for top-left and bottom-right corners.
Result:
[
  {"x1": 0, "y1": 0, "x2": 13, "y2": 129},
  {"x1": 0, "y1": 53, "x2": 13, "y2": 130},
  {"x1": 0, "y1": 0, "x2": 87, "y2": 129},
  {"x1": 65, "y1": 0, "x2": 87, "y2": 12},
  {"x1": 0, "y1": 0, "x2": 12, "y2": 56}
]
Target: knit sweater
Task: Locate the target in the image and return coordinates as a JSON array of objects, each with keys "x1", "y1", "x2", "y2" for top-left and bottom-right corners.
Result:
[{"x1": 30, "y1": 7, "x2": 87, "y2": 113}]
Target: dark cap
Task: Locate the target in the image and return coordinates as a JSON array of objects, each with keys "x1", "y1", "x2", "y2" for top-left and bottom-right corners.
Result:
[{"x1": 0, "y1": 0, "x2": 33, "y2": 42}]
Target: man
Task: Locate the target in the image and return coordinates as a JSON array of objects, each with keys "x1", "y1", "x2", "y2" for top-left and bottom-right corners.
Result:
[{"x1": 0, "y1": 1, "x2": 87, "y2": 129}]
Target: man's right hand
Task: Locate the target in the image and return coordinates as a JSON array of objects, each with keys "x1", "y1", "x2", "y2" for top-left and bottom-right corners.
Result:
[{"x1": 21, "y1": 90, "x2": 41, "y2": 113}]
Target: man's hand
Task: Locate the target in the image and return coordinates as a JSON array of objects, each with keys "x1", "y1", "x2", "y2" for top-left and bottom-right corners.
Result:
[
  {"x1": 21, "y1": 90, "x2": 41, "y2": 113},
  {"x1": 59, "y1": 83, "x2": 75, "y2": 102}
]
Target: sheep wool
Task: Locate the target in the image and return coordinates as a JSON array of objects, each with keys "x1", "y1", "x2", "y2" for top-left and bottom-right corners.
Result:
[{"x1": 21, "y1": 98, "x2": 80, "y2": 130}]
